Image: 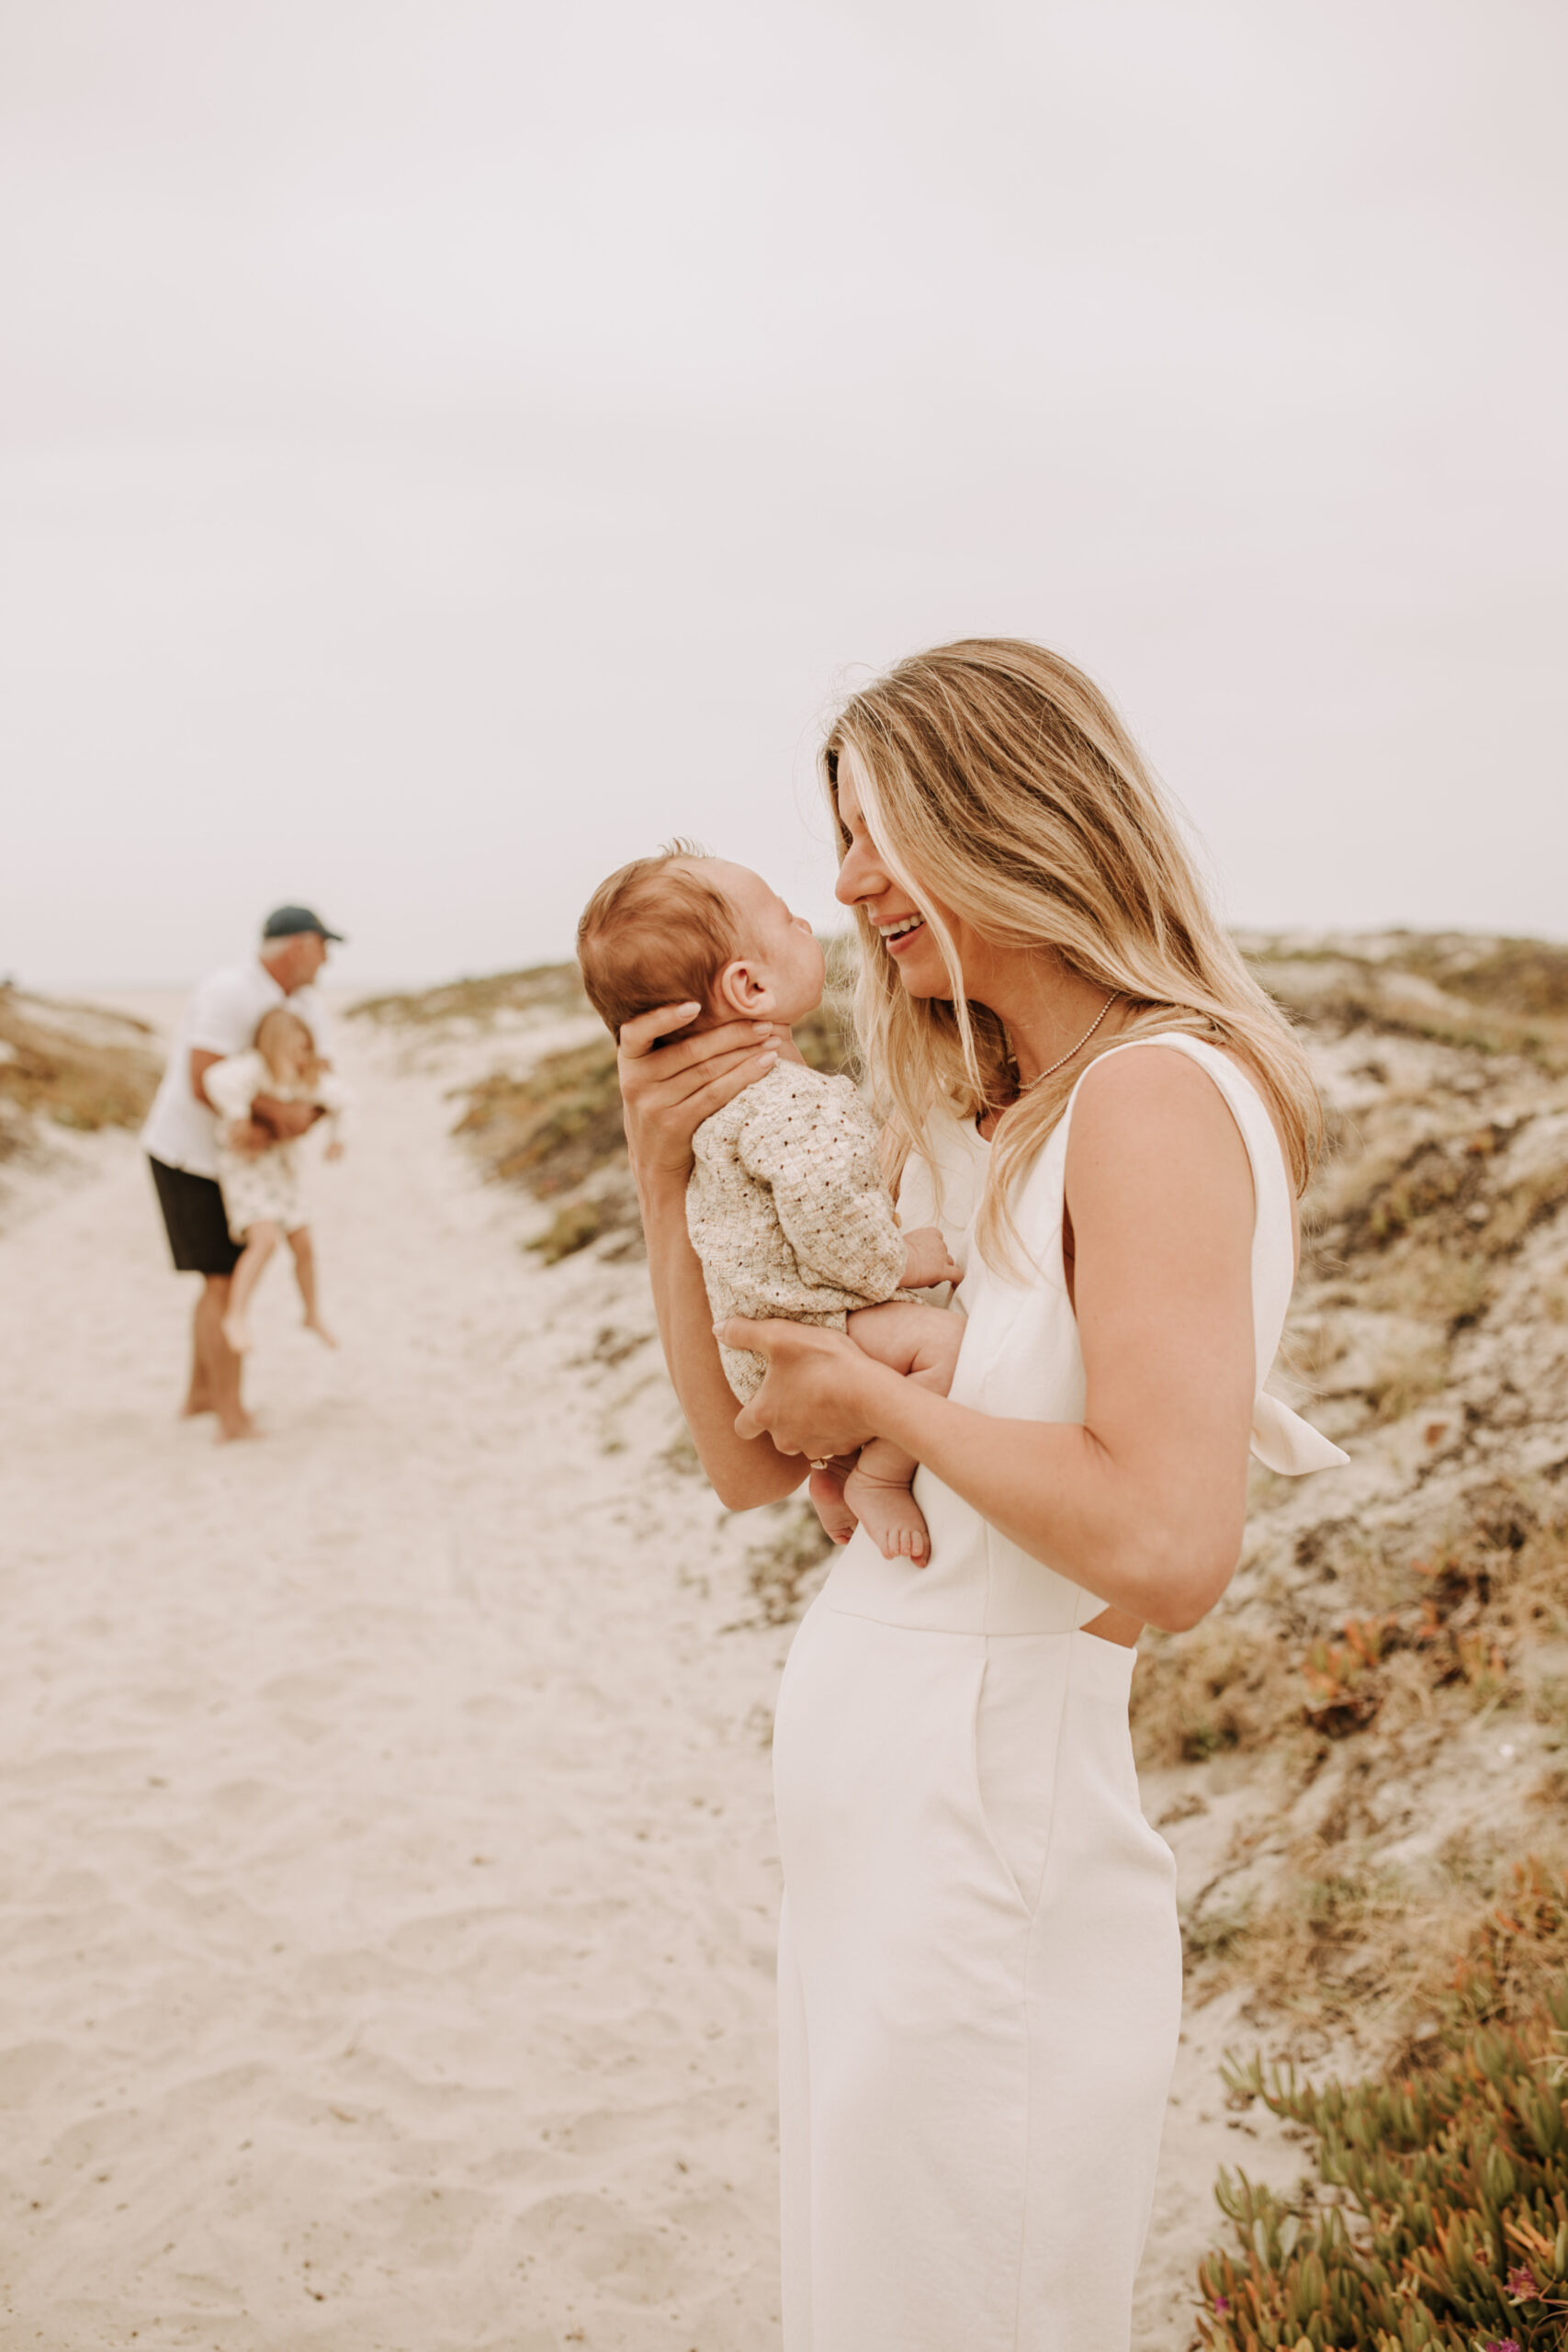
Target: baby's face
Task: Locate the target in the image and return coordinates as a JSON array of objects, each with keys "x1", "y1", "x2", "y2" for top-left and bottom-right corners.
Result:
[{"x1": 702, "y1": 860, "x2": 826, "y2": 1024}]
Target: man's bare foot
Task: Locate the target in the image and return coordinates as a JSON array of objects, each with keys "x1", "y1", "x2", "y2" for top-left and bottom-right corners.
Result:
[
  {"x1": 808, "y1": 1464, "x2": 859, "y2": 1545},
  {"x1": 220, "y1": 1313, "x2": 253, "y2": 1354},
  {"x1": 302, "y1": 1315, "x2": 338, "y2": 1350},
  {"x1": 843, "y1": 1463, "x2": 931, "y2": 1561},
  {"x1": 215, "y1": 1408, "x2": 259, "y2": 1443},
  {"x1": 181, "y1": 1389, "x2": 216, "y2": 1418}
]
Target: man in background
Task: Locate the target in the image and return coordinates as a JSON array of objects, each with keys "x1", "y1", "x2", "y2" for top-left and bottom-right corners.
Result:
[{"x1": 141, "y1": 906, "x2": 344, "y2": 1441}]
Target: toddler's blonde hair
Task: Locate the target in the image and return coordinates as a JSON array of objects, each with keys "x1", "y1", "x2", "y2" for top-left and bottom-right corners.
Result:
[{"x1": 254, "y1": 1007, "x2": 321, "y2": 1088}]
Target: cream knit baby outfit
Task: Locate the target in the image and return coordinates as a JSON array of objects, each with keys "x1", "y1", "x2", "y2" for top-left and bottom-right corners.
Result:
[{"x1": 688, "y1": 1060, "x2": 908, "y2": 1403}]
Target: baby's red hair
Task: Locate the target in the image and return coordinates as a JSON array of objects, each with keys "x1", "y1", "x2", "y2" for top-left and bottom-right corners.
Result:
[{"x1": 577, "y1": 843, "x2": 737, "y2": 1042}]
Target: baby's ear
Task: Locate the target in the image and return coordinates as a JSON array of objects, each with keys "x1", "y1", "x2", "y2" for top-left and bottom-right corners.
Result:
[{"x1": 713, "y1": 958, "x2": 774, "y2": 1019}]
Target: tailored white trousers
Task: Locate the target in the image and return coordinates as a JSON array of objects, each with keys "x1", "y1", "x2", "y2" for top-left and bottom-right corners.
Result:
[{"x1": 773, "y1": 1596, "x2": 1181, "y2": 2352}]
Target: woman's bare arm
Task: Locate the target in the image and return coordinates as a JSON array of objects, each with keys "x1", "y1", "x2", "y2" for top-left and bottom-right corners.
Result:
[
  {"x1": 722, "y1": 1048, "x2": 1260, "y2": 1631},
  {"x1": 618, "y1": 1001, "x2": 810, "y2": 1510}
]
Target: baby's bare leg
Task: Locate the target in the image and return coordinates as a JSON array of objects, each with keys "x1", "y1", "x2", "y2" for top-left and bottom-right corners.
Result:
[
  {"x1": 807, "y1": 1459, "x2": 862, "y2": 1546},
  {"x1": 841, "y1": 1302, "x2": 964, "y2": 1562}
]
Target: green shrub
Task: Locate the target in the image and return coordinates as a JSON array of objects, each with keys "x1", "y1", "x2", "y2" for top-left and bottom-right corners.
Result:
[{"x1": 1197, "y1": 1973, "x2": 1568, "y2": 2351}]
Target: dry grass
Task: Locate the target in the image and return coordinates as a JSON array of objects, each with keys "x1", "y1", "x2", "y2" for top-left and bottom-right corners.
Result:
[
  {"x1": 445, "y1": 968, "x2": 857, "y2": 1264},
  {"x1": 1245, "y1": 941, "x2": 1568, "y2": 1068},
  {"x1": 0, "y1": 989, "x2": 161, "y2": 1158},
  {"x1": 350, "y1": 962, "x2": 589, "y2": 1027},
  {"x1": 1357, "y1": 1249, "x2": 1493, "y2": 1328},
  {"x1": 1225, "y1": 1839, "x2": 1568, "y2": 2051},
  {"x1": 1171, "y1": 1496, "x2": 1568, "y2": 2032},
  {"x1": 1132, "y1": 1620, "x2": 1301, "y2": 1768},
  {"x1": 455, "y1": 1038, "x2": 626, "y2": 1195},
  {"x1": 1394, "y1": 932, "x2": 1568, "y2": 1018},
  {"x1": 1361, "y1": 1335, "x2": 1451, "y2": 1428}
]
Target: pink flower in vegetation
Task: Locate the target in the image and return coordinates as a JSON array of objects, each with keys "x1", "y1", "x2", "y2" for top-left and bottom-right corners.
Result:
[{"x1": 1506, "y1": 2267, "x2": 1537, "y2": 2300}]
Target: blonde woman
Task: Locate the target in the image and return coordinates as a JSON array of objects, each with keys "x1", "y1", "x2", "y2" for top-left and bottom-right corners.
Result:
[{"x1": 615, "y1": 639, "x2": 1345, "y2": 2351}]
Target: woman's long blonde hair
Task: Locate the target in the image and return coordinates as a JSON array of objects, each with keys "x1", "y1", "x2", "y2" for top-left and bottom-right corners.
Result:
[{"x1": 822, "y1": 638, "x2": 1321, "y2": 1270}]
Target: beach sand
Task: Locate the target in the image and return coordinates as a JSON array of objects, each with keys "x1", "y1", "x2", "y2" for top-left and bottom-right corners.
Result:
[{"x1": 0, "y1": 998, "x2": 1295, "y2": 2349}]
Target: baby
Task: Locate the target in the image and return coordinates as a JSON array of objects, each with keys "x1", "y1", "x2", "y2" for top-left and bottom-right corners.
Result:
[
  {"x1": 579, "y1": 846, "x2": 964, "y2": 1562},
  {"x1": 204, "y1": 1007, "x2": 354, "y2": 1355}
]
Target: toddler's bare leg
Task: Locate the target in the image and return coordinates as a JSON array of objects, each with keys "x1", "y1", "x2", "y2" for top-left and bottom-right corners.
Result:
[
  {"x1": 841, "y1": 1302, "x2": 964, "y2": 1562},
  {"x1": 288, "y1": 1224, "x2": 337, "y2": 1347},
  {"x1": 222, "y1": 1221, "x2": 280, "y2": 1354}
]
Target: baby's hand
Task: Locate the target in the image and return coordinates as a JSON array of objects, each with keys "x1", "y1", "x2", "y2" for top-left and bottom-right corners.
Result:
[{"x1": 900, "y1": 1226, "x2": 963, "y2": 1289}]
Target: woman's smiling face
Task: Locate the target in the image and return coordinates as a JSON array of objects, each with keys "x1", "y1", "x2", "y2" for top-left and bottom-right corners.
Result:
[{"x1": 832, "y1": 746, "x2": 976, "y2": 1001}]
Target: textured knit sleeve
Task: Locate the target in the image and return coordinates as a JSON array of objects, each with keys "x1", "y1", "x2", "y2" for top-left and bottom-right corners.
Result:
[
  {"x1": 736, "y1": 1077, "x2": 907, "y2": 1305},
  {"x1": 203, "y1": 1049, "x2": 267, "y2": 1125}
]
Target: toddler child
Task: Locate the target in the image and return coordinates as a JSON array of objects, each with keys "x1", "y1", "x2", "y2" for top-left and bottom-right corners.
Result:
[
  {"x1": 205, "y1": 1007, "x2": 353, "y2": 1355},
  {"x1": 578, "y1": 845, "x2": 964, "y2": 1562}
]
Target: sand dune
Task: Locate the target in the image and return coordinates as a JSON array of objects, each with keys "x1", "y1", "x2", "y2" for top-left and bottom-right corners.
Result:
[{"x1": 0, "y1": 996, "x2": 1293, "y2": 2349}]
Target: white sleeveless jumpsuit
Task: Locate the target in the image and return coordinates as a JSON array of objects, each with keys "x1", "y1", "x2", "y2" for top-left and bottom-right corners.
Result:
[{"x1": 771, "y1": 1035, "x2": 1347, "y2": 2352}]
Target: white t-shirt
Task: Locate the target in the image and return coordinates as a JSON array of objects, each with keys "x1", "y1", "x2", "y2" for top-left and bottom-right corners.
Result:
[{"x1": 141, "y1": 959, "x2": 333, "y2": 1179}]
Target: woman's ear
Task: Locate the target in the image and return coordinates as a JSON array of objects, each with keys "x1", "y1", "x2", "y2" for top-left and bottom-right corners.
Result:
[{"x1": 713, "y1": 958, "x2": 776, "y2": 1019}]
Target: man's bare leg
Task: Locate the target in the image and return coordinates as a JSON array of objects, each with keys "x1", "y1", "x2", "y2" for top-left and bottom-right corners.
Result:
[
  {"x1": 194, "y1": 1273, "x2": 254, "y2": 1441},
  {"x1": 221, "y1": 1222, "x2": 279, "y2": 1357},
  {"x1": 840, "y1": 1301, "x2": 964, "y2": 1561},
  {"x1": 182, "y1": 1293, "x2": 215, "y2": 1417},
  {"x1": 287, "y1": 1225, "x2": 337, "y2": 1348}
]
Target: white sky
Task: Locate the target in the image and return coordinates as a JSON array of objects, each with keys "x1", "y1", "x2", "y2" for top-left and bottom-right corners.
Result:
[{"x1": 3, "y1": 0, "x2": 1564, "y2": 988}]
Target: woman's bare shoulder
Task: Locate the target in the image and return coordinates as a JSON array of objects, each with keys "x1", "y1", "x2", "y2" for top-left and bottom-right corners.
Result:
[
  {"x1": 1066, "y1": 1043, "x2": 1253, "y2": 1197},
  {"x1": 1066, "y1": 1037, "x2": 1300, "y2": 1262}
]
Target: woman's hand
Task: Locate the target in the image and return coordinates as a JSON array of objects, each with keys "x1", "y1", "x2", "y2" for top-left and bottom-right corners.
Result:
[
  {"x1": 617, "y1": 1002, "x2": 782, "y2": 1184},
  {"x1": 717, "y1": 1317, "x2": 885, "y2": 1461}
]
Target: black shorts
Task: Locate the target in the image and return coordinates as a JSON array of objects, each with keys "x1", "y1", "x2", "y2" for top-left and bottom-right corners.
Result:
[{"x1": 149, "y1": 1156, "x2": 243, "y2": 1277}]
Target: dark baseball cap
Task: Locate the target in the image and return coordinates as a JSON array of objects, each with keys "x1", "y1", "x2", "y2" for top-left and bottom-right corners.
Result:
[{"x1": 262, "y1": 904, "x2": 345, "y2": 943}]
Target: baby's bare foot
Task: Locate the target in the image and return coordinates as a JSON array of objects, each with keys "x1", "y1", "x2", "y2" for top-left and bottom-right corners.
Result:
[
  {"x1": 221, "y1": 1313, "x2": 253, "y2": 1355},
  {"x1": 842, "y1": 1464, "x2": 931, "y2": 1562},
  {"x1": 808, "y1": 1464, "x2": 858, "y2": 1545},
  {"x1": 303, "y1": 1316, "x2": 339, "y2": 1350}
]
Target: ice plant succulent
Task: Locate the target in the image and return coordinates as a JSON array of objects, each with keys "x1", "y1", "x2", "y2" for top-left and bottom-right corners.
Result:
[{"x1": 1195, "y1": 1973, "x2": 1568, "y2": 2350}]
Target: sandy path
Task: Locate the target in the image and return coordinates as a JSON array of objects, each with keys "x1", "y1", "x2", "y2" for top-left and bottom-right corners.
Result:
[
  {"x1": 0, "y1": 1005, "x2": 1296, "y2": 2349},
  {"x1": 0, "y1": 1018, "x2": 787, "y2": 2351}
]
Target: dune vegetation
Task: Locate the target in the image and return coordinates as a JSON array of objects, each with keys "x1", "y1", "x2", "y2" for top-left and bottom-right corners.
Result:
[
  {"x1": 0, "y1": 986, "x2": 161, "y2": 1162},
  {"x1": 355, "y1": 948, "x2": 858, "y2": 1266}
]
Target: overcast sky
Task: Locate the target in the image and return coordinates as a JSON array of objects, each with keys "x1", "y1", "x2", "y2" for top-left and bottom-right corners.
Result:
[{"x1": 3, "y1": 0, "x2": 1564, "y2": 988}]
